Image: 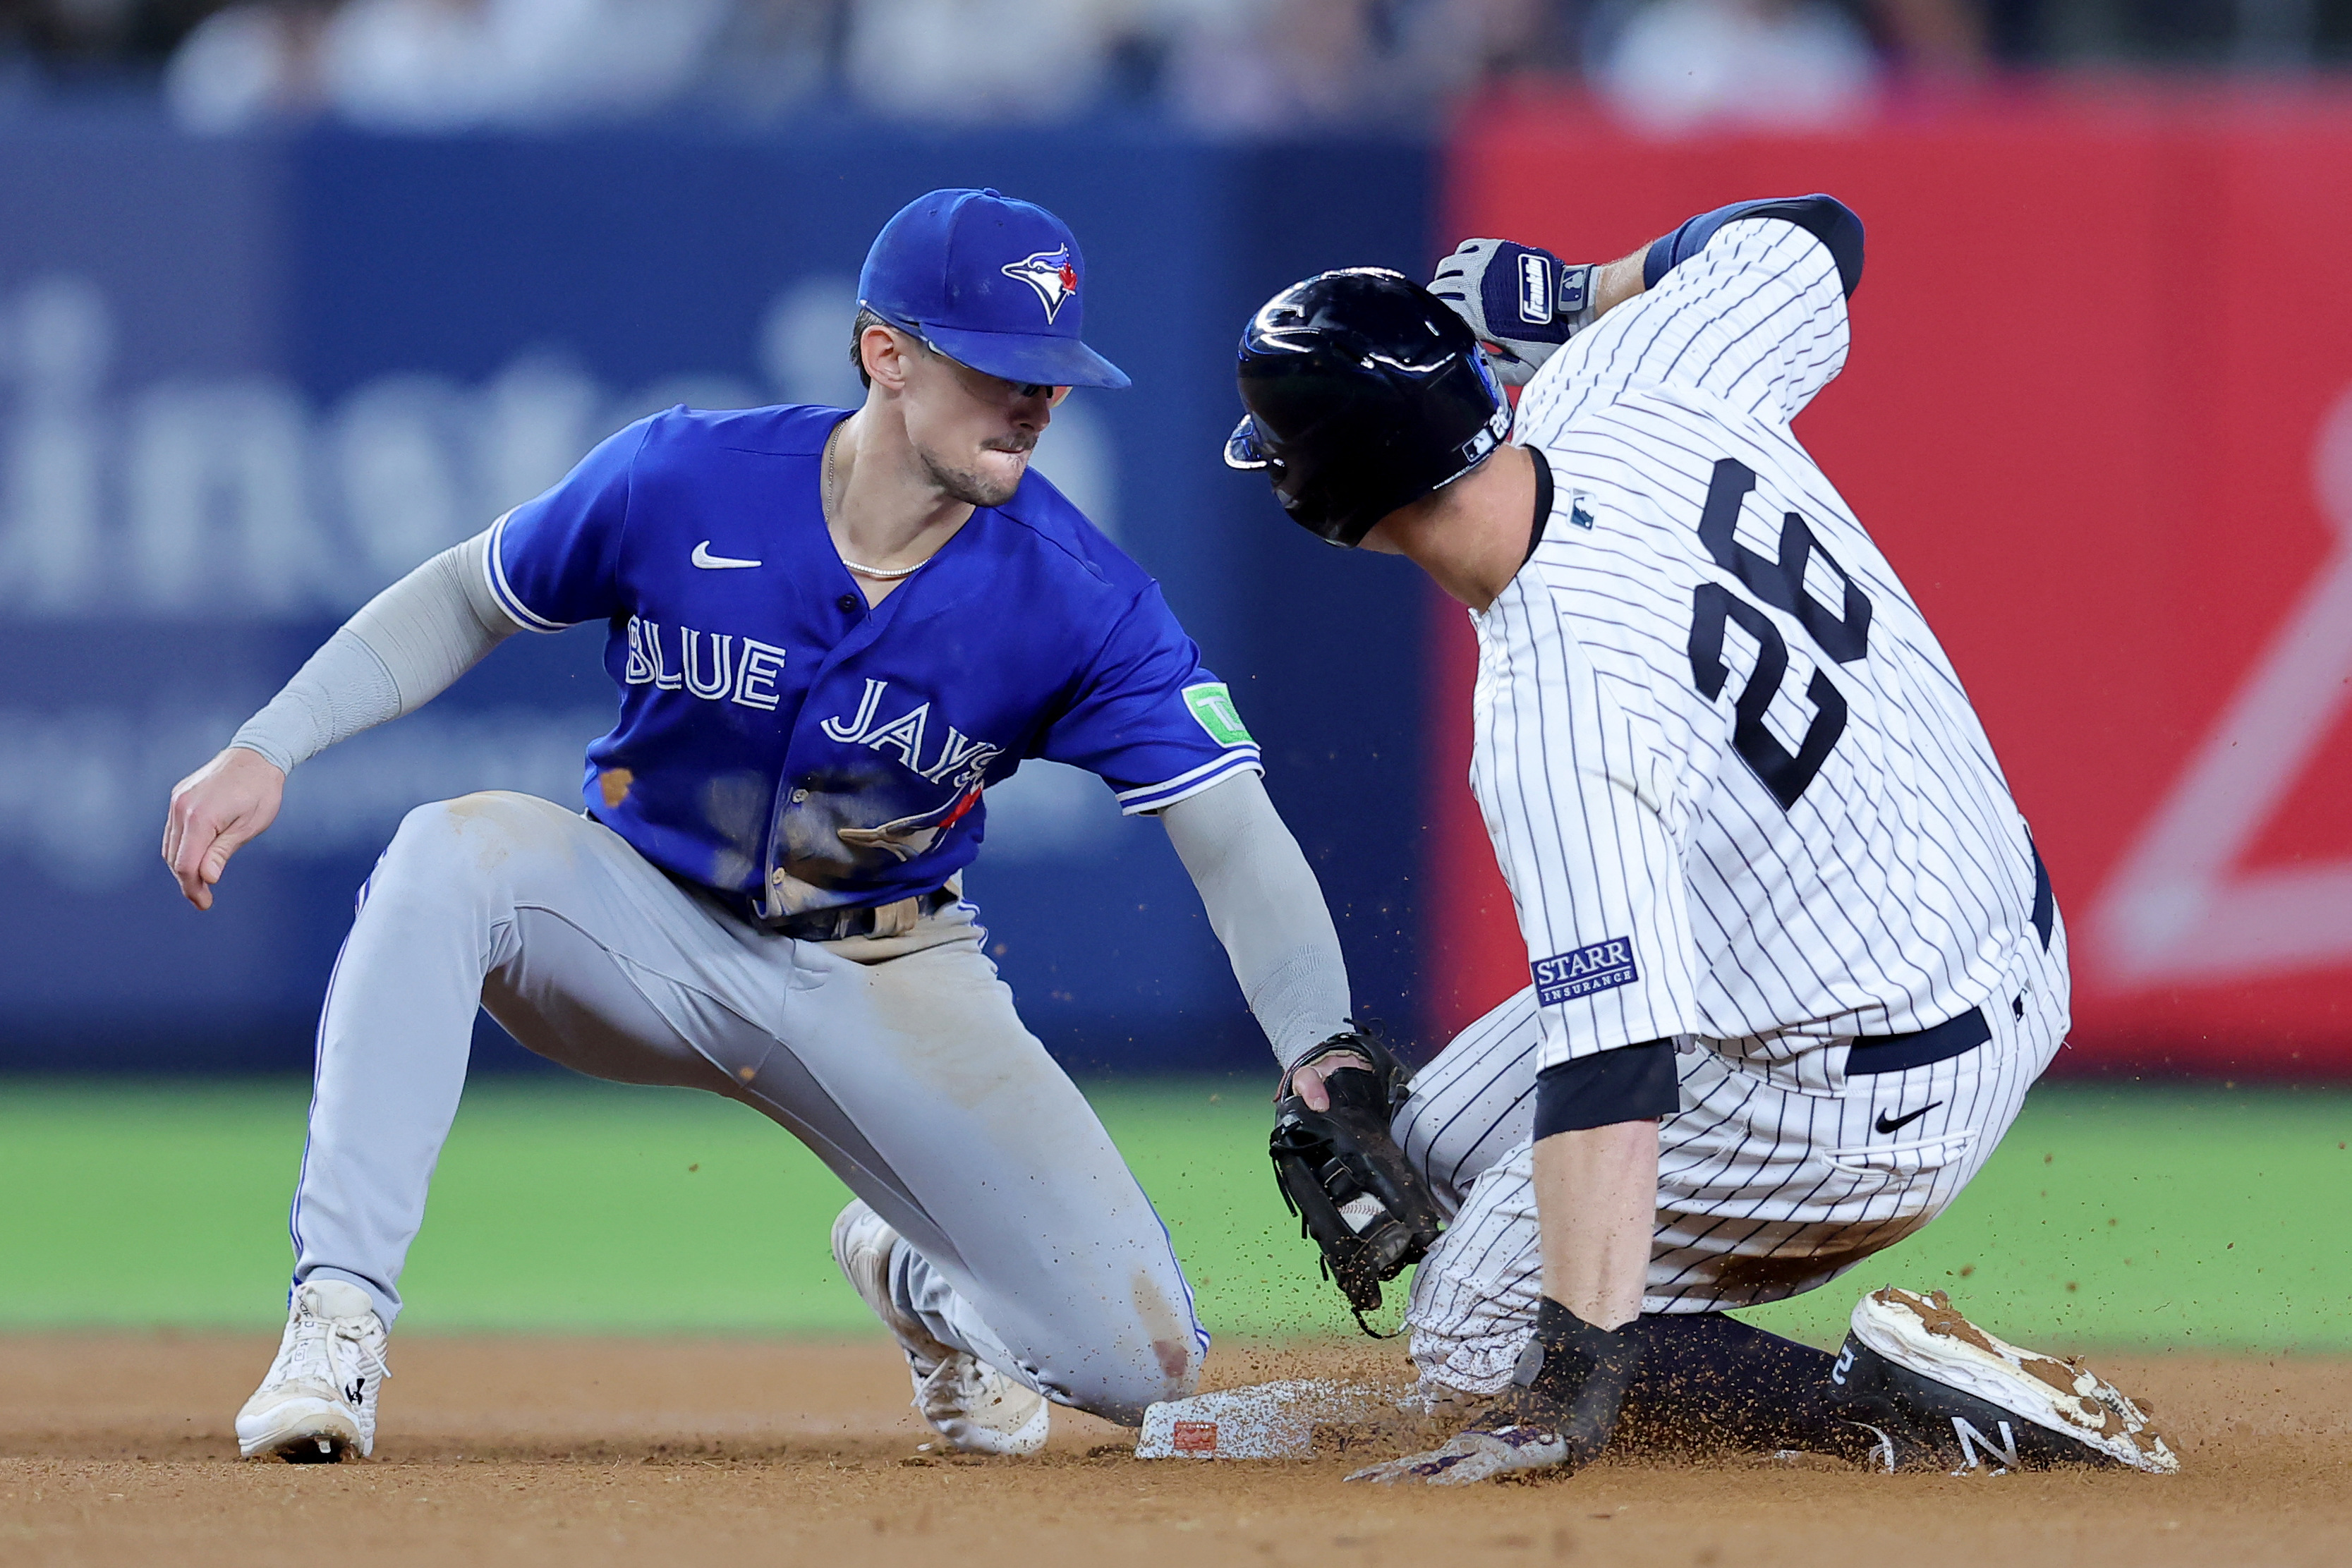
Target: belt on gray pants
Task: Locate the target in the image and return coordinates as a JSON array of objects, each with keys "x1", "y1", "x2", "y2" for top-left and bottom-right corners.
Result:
[{"x1": 769, "y1": 886, "x2": 958, "y2": 943}]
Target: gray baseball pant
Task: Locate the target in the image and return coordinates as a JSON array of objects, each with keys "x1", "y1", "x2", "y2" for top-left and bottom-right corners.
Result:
[{"x1": 289, "y1": 789, "x2": 1206, "y2": 1423}]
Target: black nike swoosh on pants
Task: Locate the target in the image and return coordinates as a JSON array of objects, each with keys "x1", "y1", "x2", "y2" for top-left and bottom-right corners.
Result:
[{"x1": 1873, "y1": 1102, "x2": 1942, "y2": 1135}]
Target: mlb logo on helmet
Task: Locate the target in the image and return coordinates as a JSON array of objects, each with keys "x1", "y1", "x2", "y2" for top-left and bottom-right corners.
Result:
[{"x1": 858, "y1": 189, "x2": 1129, "y2": 390}]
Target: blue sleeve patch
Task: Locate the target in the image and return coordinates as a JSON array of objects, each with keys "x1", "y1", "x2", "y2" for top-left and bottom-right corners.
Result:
[{"x1": 1532, "y1": 939, "x2": 1639, "y2": 1005}]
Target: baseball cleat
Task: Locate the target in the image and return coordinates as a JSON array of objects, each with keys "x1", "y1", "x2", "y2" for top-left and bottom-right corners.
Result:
[
  {"x1": 235, "y1": 1278, "x2": 390, "y2": 1462},
  {"x1": 1831, "y1": 1287, "x2": 2177, "y2": 1474},
  {"x1": 830, "y1": 1201, "x2": 1050, "y2": 1457}
]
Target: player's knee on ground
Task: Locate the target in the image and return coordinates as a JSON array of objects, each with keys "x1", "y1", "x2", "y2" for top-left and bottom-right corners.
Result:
[
  {"x1": 1079, "y1": 1324, "x2": 1203, "y2": 1426},
  {"x1": 900, "y1": 1220, "x2": 1204, "y2": 1426},
  {"x1": 1408, "y1": 1310, "x2": 1534, "y2": 1400},
  {"x1": 1097, "y1": 1272, "x2": 1206, "y2": 1421},
  {"x1": 1047, "y1": 1286, "x2": 1204, "y2": 1426},
  {"x1": 1401, "y1": 1143, "x2": 1542, "y2": 1398}
]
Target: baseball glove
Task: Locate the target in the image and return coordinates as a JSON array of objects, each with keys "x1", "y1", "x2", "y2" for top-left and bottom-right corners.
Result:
[{"x1": 1270, "y1": 1029, "x2": 1445, "y2": 1335}]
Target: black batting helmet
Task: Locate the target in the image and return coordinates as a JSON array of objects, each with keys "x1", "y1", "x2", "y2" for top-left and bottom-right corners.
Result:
[{"x1": 1224, "y1": 267, "x2": 1509, "y2": 547}]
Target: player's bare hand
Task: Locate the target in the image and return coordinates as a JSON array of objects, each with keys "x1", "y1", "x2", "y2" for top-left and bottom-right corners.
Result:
[
  {"x1": 164, "y1": 747, "x2": 285, "y2": 911},
  {"x1": 1283, "y1": 1051, "x2": 1373, "y2": 1112}
]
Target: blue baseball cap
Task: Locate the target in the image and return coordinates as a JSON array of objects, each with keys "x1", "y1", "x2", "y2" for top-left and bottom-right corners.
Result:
[{"x1": 858, "y1": 188, "x2": 1129, "y2": 391}]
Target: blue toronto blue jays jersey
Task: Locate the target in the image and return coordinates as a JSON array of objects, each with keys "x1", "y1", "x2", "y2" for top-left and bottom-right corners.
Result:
[{"x1": 485, "y1": 403, "x2": 1261, "y2": 920}]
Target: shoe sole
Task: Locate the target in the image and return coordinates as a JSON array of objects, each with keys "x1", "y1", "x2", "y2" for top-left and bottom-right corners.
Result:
[
  {"x1": 237, "y1": 1399, "x2": 365, "y2": 1463},
  {"x1": 933, "y1": 1391, "x2": 1052, "y2": 1457},
  {"x1": 1848, "y1": 1287, "x2": 2176, "y2": 1473}
]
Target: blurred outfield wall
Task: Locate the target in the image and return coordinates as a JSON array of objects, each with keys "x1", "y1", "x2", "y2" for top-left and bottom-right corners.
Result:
[
  {"x1": 0, "y1": 119, "x2": 1435, "y2": 1074},
  {"x1": 1427, "y1": 88, "x2": 2352, "y2": 1077},
  {"x1": 6, "y1": 95, "x2": 2351, "y2": 1081}
]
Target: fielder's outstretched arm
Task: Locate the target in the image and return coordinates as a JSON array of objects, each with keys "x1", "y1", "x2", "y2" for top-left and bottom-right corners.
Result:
[
  {"x1": 163, "y1": 530, "x2": 523, "y2": 908},
  {"x1": 1159, "y1": 772, "x2": 1357, "y2": 1098}
]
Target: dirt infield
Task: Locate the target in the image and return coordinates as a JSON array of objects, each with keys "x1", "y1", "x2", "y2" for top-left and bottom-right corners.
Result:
[{"x1": 3, "y1": 1334, "x2": 2346, "y2": 1567}]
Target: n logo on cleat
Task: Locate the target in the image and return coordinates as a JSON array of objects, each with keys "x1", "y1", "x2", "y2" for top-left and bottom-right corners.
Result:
[
  {"x1": 1830, "y1": 1347, "x2": 1855, "y2": 1386},
  {"x1": 345, "y1": 1380, "x2": 365, "y2": 1404},
  {"x1": 1952, "y1": 1416, "x2": 2020, "y2": 1471}
]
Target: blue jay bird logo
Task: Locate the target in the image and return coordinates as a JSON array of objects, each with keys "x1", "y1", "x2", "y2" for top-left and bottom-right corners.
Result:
[{"x1": 1002, "y1": 248, "x2": 1079, "y2": 322}]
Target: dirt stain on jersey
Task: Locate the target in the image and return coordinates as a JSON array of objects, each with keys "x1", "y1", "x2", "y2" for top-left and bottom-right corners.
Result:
[{"x1": 598, "y1": 768, "x2": 635, "y2": 809}]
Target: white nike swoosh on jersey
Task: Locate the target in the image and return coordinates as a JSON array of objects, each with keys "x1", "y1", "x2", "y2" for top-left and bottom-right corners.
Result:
[{"x1": 691, "y1": 542, "x2": 763, "y2": 569}]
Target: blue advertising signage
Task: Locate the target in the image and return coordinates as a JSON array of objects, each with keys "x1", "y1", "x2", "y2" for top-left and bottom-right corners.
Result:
[{"x1": 0, "y1": 119, "x2": 1432, "y2": 1074}]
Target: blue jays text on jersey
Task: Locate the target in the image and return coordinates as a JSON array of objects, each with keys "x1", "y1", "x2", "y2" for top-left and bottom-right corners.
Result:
[{"x1": 483, "y1": 403, "x2": 1261, "y2": 920}]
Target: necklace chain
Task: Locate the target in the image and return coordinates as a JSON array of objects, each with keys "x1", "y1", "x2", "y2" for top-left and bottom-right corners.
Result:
[
  {"x1": 837, "y1": 555, "x2": 924, "y2": 581},
  {"x1": 823, "y1": 418, "x2": 931, "y2": 583}
]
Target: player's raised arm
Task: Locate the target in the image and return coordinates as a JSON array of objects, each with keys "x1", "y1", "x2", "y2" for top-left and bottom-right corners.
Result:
[
  {"x1": 1640, "y1": 193, "x2": 1863, "y2": 296},
  {"x1": 1429, "y1": 193, "x2": 1864, "y2": 416},
  {"x1": 1426, "y1": 239, "x2": 1648, "y2": 387},
  {"x1": 161, "y1": 530, "x2": 525, "y2": 910}
]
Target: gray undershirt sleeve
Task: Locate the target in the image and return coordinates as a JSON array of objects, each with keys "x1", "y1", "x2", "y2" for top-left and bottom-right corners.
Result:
[
  {"x1": 230, "y1": 530, "x2": 523, "y2": 772},
  {"x1": 1160, "y1": 771, "x2": 1354, "y2": 1069}
]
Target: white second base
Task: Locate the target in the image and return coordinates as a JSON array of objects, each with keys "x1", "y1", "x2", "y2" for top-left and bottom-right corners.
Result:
[{"x1": 1134, "y1": 1380, "x2": 1407, "y2": 1460}]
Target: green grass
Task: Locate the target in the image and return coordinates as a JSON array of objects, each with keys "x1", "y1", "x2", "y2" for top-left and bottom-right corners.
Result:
[{"x1": 0, "y1": 1078, "x2": 2344, "y2": 1350}]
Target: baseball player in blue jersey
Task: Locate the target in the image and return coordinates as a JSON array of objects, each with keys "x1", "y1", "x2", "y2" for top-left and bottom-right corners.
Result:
[
  {"x1": 162, "y1": 188, "x2": 1371, "y2": 1463},
  {"x1": 1227, "y1": 197, "x2": 2178, "y2": 1483}
]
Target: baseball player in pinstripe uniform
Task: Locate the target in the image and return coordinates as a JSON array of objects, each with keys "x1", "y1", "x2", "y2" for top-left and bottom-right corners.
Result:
[{"x1": 1227, "y1": 197, "x2": 2177, "y2": 1483}]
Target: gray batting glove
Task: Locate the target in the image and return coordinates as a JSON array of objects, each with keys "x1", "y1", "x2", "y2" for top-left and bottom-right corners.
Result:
[
  {"x1": 1345, "y1": 1422, "x2": 1570, "y2": 1485},
  {"x1": 1428, "y1": 238, "x2": 1597, "y2": 388}
]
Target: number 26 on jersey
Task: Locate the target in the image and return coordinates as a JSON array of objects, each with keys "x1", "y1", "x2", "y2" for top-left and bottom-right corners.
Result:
[{"x1": 1685, "y1": 458, "x2": 1873, "y2": 811}]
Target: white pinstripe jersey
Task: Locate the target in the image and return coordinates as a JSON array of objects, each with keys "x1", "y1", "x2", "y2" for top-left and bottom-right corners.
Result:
[{"x1": 1472, "y1": 216, "x2": 2037, "y2": 1072}]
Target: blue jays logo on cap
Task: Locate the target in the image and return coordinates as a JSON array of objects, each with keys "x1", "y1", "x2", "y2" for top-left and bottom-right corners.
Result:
[
  {"x1": 1002, "y1": 247, "x2": 1079, "y2": 323},
  {"x1": 858, "y1": 189, "x2": 1130, "y2": 391}
]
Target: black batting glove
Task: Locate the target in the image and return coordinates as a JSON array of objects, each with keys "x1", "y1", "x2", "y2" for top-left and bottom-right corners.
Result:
[
  {"x1": 1428, "y1": 238, "x2": 1597, "y2": 388},
  {"x1": 1347, "y1": 1299, "x2": 1644, "y2": 1485}
]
